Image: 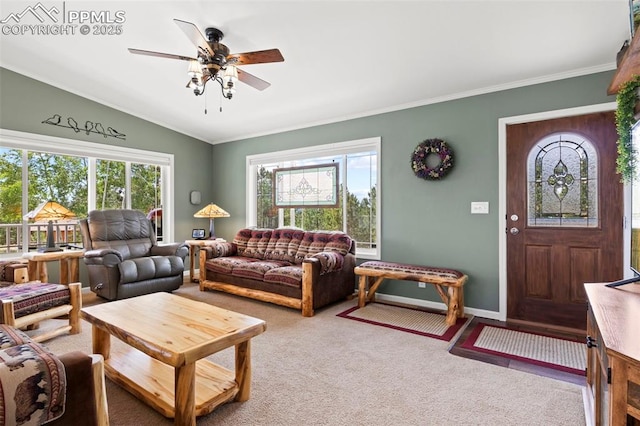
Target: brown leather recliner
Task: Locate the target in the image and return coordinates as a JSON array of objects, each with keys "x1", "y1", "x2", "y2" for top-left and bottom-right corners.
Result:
[{"x1": 80, "y1": 209, "x2": 188, "y2": 300}]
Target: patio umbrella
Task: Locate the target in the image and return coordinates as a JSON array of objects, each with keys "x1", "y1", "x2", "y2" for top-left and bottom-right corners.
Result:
[
  {"x1": 23, "y1": 201, "x2": 76, "y2": 252},
  {"x1": 24, "y1": 201, "x2": 76, "y2": 222}
]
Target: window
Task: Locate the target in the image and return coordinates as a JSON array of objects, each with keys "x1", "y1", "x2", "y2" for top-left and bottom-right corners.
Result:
[
  {"x1": 96, "y1": 159, "x2": 125, "y2": 210},
  {"x1": 0, "y1": 129, "x2": 174, "y2": 255},
  {"x1": 247, "y1": 137, "x2": 380, "y2": 258},
  {"x1": 527, "y1": 132, "x2": 598, "y2": 227}
]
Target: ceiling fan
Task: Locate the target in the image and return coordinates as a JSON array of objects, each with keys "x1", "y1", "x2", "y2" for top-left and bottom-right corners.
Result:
[{"x1": 129, "y1": 19, "x2": 284, "y2": 99}]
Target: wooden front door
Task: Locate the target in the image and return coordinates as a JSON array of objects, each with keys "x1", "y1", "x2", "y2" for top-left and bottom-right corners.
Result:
[{"x1": 506, "y1": 111, "x2": 623, "y2": 330}]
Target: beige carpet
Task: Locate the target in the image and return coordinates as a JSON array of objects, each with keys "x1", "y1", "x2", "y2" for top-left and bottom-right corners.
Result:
[{"x1": 39, "y1": 283, "x2": 586, "y2": 425}]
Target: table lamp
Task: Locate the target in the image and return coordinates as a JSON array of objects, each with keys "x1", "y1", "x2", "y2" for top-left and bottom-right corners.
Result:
[
  {"x1": 193, "y1": 203, "x2": 230, "y2": 239},
  {"x1": 24, "y1": 200, "x2": 77, "y2": 252}
]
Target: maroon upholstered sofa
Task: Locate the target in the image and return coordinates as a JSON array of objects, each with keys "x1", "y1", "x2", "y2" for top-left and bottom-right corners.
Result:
[{"x1": 199, "y1": 228, "x2": 356, "y2": 316}]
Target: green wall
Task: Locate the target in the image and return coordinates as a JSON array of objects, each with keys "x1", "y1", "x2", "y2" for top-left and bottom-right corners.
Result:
[
  {"x1": 0, "y1": 67, "x2": 214, "y2": 242},
  {"x1": 210, "y1": 71, "x2": 617, "y2": 313},
  {"x1": 0, "y1": 66, "x2": 618, "y2": 313}
]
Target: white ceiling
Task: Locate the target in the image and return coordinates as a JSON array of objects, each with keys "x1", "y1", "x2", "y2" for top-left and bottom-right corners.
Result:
[{"x1": 0, "y1": 1, "x2": 631, "y2": 145}]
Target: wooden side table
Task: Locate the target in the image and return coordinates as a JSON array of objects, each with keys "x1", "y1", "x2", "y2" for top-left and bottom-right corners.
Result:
[
  {"x1": 184, "y1": 239, "x2": 225, "y2": 283},
  {"x1": 22, "y1": 250, "x2": 84, "y2": 284}
]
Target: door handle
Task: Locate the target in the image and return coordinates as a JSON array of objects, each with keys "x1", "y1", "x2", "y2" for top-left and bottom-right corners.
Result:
[{"x1": 509, "y1": 227, "x2": 520, "y2": 235}]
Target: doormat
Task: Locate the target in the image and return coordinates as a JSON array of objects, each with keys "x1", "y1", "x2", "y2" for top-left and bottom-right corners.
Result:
[
  {"x1": 336, "y1": 303, "x2": 469, "y2": 342},
  {"x1": 458, "y1": 323, "x2": 586, "y2": 376}
]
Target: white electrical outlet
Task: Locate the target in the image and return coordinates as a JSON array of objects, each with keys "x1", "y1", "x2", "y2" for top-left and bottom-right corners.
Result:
[
  {"x1": 418, "y1": 282, "x2": 426, "y2": 288},
  {"x1": 471, "y1": 201, "x2": 489, "y2": 214}
]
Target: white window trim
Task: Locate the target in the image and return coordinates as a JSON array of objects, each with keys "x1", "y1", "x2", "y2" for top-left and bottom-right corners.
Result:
[
  {"x1": 246, "y1": 137, "x2": 381, "y2": 259},
  {"x1": 0, "y1": 128, "x2": 175, "y2": 243}
]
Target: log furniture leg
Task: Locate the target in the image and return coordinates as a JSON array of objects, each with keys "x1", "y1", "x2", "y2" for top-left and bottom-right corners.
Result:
[
  {"x1": 92, "y1": 326, "x2": 111, "y2": 361},
  {"x1": 354, "y1": 261, "x2": 468, "y2": 326},
  {"x1": 358, "y1": 275, "x2": 367, "y2": 307},
  {"x1": 60, "y1": 258, "x2": 69, "y2": 284},
  {"x1": 235, "y1": 340, "x2": 252, "y2": 401},
  {"x1": 27, "y1": 259, "x2": 48, "y2": 283},
  {"x1": 175, "y1": 362, "x2": 196, "y2": 426}
]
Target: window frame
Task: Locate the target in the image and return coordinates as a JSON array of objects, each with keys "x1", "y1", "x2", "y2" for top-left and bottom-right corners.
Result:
[
  {"x1": 0, "y1": 128, "x2": 175, "y2": 248},
  {"x1": 246, "y1": 137, "x2": 381, "y2": 259}
]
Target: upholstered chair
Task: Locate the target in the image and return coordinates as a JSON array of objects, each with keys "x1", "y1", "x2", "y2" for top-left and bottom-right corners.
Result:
[{"x1": 80, "y1": 209, "x2": 188, "y2": 300}]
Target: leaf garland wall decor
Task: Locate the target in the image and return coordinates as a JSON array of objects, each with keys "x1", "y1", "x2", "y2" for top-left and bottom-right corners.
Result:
[{"x1": 615, "y1": 75, "x2": 640, "y2": 182}]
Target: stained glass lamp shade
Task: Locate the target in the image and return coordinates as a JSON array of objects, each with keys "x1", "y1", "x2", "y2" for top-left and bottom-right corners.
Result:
[{"x1": 193, "y1": 203, "x2": 230, "y2": 238}]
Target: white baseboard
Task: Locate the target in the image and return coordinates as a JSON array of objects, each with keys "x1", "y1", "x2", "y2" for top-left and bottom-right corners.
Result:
[
  {"x1": 183, "y1": 272, "x2": 502, "y2": 321},
  {"x1": 582, "y1": 386, "x2": 594, "y2": 426},
  {"x1": 374, "y1": 292, "x2": 502, "y2": 321}
]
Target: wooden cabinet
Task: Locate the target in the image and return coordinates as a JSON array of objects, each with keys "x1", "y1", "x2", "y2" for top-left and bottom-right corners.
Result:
[
  {"x1": 608, "y1": 23, "x2": 640, "y2": 95},
  {"x1": 585, "y1": 283, "x2": 640, "y2": 426}
]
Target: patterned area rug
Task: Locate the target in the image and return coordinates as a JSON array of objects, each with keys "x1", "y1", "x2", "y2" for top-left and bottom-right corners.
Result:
[
  {"x1": 460, "y1": 323, "x2": 586, "y2": 375},
  {"x1": 337, "y1": 302, "x2": 469, "y2": 342}
]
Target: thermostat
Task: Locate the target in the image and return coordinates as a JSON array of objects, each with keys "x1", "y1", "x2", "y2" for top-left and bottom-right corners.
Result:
[{"x1": 190, "y1": 190, "x2": 201, "y2": 205}]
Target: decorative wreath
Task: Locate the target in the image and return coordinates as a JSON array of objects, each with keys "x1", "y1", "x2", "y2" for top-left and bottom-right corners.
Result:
[{"x1": 411, "y1": 138, "x2": 454, "y2": 180}]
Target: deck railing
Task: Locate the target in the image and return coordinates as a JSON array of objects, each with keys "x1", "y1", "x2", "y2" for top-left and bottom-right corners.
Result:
[{"x1": 0, "y1": 222, "x2": 83, "y2": 254}]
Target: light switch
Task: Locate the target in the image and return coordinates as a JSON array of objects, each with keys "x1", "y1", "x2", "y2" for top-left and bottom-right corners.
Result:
[{"x1": 471, "y1": 201, "x2": 489, "y2": 214}]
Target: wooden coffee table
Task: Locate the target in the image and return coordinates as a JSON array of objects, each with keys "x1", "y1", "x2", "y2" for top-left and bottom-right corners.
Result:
[{"x1": 81, "y1": 292, "x2": 266, "y2": 426}]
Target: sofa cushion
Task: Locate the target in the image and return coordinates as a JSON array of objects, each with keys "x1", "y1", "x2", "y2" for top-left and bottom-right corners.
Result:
[
  {"x1": 294, "y1": 231, "x2": 353, "y2": 263},
  {"x1": 239, "y1": 229, "x2": 272, "y2": 259},
  {"x1": 324, "y1": 232, "x2": 354, "y2": 255},
  {"x1": 207, "y1": 256, "x2": 259, "y2": 275},
  {"x1": 120, "y1": 255, "x2": 184, "y2": 284},
  {"x1": 264, "y1": 228, "x2": 305, "y2": 263},
  {"x1": 233, "y1": 260, "x2": 290, "y2": 281},
  {"x1": 310, "y1": 251, "x2": 345, "y2": 274},
  {"x1": 208, "y1": 241, "x2": 237, "y2": 258},
  {"x1": 232, "y1": 228, "x2": 253, "y2": 253},
  {"x1": 263, "y1": 266, "x2": 303, "y2": 288}
]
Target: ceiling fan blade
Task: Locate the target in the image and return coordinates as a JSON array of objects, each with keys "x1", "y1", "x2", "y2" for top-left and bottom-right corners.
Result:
[
  {"x1": 228, "y1": 49, "x2": 284, "y2": 65},
  {"x1": 173, "y1": 19, "x2": 215, "y2": 57},
  {"x1": 237, "y1": 68, "x2": 271, "y2": 91},
  {"x1": 128, "y1": 48, "x2": 196, "y2": 62}
]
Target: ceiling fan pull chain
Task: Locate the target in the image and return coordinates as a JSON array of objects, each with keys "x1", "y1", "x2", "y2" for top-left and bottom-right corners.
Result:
[
  {"x1": 219, "y1": 89, "x2": 223, "y2": 113},
  {"x1": 204, "y1": 88, "x2": 208, "y2": 115}
]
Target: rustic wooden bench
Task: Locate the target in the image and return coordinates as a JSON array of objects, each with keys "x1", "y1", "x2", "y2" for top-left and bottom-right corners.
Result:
[{"x1": 354, "y1": 261, "x2": 468, "y2": 326}]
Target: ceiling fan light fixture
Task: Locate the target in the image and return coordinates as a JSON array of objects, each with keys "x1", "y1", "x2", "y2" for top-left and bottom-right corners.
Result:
[
  {"x1": 222, "y1": 85, "x2": 235, "y2": 99},
  {"x1": 221, "y1": 66, "x2": 238, "y2": 99},
  {"x1": 187, "y1": 76, "x2": 204, "y2": 95},
  {"x1": 129, "y1": 20, "x2": 284, "y2": 101},
  {"x1": 223, "y1": 65, "x2": 238, "y2": 85},
  {"x1": 187, "y1": 60, "x2": 203, "y2": 77}
]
